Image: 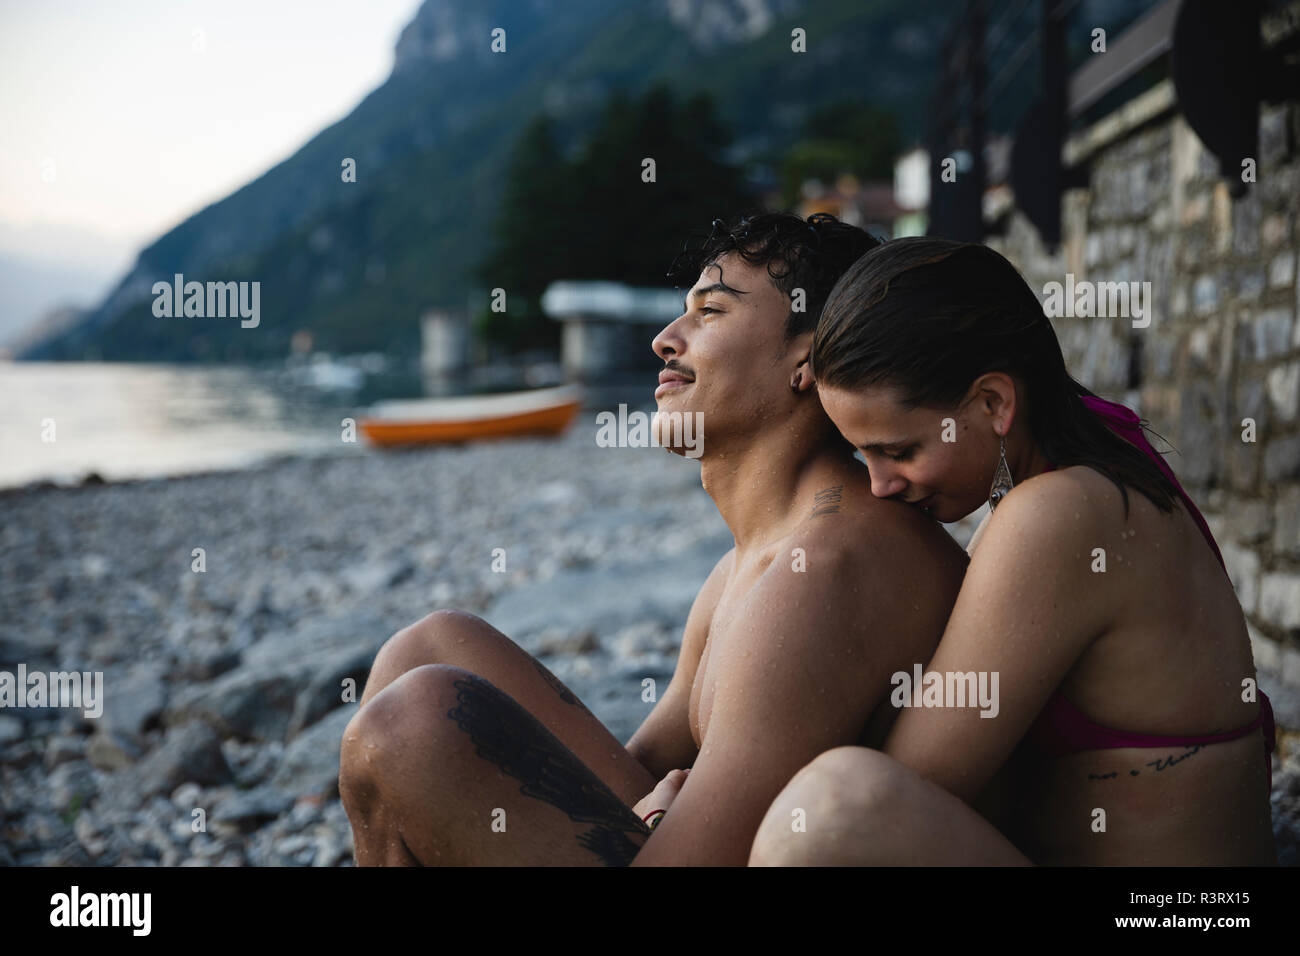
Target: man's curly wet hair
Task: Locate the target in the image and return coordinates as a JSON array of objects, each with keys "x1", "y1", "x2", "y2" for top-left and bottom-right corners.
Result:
[{"x1": 665, "y1": 211, "x2": 884, "y2": 340}]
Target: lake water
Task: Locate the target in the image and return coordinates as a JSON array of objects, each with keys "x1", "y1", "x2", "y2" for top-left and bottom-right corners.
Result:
[{"x1": 0, "y1": 361, "x2": 379, "y2": 489}]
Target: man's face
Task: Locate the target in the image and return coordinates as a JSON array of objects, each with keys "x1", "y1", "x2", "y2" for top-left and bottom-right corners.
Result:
[{"x1": 650, "y1": 251, "x2": 798, "y2": 454}]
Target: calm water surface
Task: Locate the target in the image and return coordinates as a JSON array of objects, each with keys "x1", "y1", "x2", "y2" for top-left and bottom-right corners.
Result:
[{"x1": 0, "y1": 361, "x2": 381, "y2": 489}]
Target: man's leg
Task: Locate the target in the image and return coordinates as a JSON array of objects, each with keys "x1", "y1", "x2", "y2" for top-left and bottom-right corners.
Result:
[
  {"x1": 360, "y1": 609, "x2": 658, "y2": 806},
  {"x1": 747, "y1": 746, "x2": 1033, "y2": 866},
  {"x1": 341, "y1": 664, "x2": 653, "y2": 866}
]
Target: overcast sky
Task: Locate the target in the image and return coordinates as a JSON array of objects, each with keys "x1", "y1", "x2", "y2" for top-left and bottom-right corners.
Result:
[{"x1": 0, "y1": 0, "x2": 423, "y2": 278}]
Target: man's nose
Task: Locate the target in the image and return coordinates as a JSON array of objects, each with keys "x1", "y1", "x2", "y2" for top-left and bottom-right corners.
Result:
[{"x1": 652, "y1": 315, "x2": 686, "y2": 361}]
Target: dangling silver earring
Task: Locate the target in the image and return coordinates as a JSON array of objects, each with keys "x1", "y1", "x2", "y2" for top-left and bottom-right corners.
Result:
[{"x1": 988, "y1": 434, "x2": 1014, "y2": 511}]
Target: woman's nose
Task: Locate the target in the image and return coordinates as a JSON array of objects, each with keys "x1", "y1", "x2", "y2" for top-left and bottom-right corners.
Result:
[{"x1": 868, "y1": 465, "x2": 907, "y2": 500}]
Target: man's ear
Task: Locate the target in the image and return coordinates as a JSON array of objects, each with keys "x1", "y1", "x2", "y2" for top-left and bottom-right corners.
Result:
[{"x1": 789, "y1": 332, "x2": 816, "y2": 394}]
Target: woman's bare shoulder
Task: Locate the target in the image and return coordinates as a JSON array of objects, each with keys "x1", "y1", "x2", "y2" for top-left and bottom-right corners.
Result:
[{"x1": 967, "y1": 466, "x2": 1114, "y2": 557}]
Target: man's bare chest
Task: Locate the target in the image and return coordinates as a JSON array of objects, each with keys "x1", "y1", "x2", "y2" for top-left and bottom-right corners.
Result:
[{"x1": 686, "y1": 562, "x2": 773, "y2": 748}]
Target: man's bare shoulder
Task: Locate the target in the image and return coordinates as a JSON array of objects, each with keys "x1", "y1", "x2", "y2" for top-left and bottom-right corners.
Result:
[
  {"x1": 795, "y1": 476, "x2": 968, "y2": 568},
  {"x1": 692, "y1": 546, "x2": 736, "y2": 611},
  {"x1": 679, "y1": 546, "x2": 735, "y2": 653},
  {"x1": 725, "y1": 481, "x2": 967, "y2": 653}
]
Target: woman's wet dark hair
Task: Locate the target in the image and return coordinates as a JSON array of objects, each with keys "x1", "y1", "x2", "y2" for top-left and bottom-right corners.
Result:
[
  {"x1": 667, "y1": 211, "x2": 884, "y2": 340},
  {"x1": 811, "y1": 236, "x2": 1179, "y2": 518}
]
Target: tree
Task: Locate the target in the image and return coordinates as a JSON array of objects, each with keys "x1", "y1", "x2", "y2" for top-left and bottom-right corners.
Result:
[
  {"x1": 474, "y1": 85, "x2": 753, "y2": 352},
  {"x1": 779, "y1": 99, "x2": 902, "y2": 208}
]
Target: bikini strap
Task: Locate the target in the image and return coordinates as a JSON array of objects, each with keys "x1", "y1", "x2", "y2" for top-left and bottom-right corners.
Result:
[{"x1": 1076, "y1": 394, "x2": 1226, "y2": 570}]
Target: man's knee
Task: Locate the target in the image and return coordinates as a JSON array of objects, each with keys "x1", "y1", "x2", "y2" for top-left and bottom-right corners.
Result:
[
  {"x1": 368, "y1": 609, "x2": 494, "y2": 688},
  {"x1": 341, "y1": 663, "x2": 478, "y2": 814}
]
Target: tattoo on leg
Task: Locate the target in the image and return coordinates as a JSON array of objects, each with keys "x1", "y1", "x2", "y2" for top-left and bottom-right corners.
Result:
[
  {"x1": 811, "y1": 484, "x2": 843, "y2": 518},
  {"x1": 446, "y1": 675, "x2": 649, "y2": 866},
  {"x1": 531, "y1": 657, "x2": 590, "y2": 711}
]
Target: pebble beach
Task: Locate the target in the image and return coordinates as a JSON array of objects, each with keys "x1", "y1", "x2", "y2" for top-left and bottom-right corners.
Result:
[
  {"x1": 1, "y1": 412, "x2": 1297, "y2": 865},
  {"x1": 0, "y1": 412, "x2": 733, "y2": 865}
]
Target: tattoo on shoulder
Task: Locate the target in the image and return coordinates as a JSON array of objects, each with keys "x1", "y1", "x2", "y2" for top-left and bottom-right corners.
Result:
[
  {"x1": 811, "y1": 484, "x2": 844, "y2": 518},
  {"x1": 1086, "y1": 743, "x2": 1206, "y2": 781},
  {"x1": 446, "y1": 675, "x2": 649, "y2": 866}
]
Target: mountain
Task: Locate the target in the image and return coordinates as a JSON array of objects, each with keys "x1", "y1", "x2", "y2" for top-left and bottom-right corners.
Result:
[
  {"x1": 0, "y1": 252, "x2": 116, "y2": 348},
  {"x1": 19, "y1": 0, "x2": 945, "y2": 363}
]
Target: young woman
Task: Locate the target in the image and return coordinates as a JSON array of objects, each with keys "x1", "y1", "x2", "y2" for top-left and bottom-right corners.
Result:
[{"x1": 748, "y1": 237, "x2": 1277, "y2": 865}]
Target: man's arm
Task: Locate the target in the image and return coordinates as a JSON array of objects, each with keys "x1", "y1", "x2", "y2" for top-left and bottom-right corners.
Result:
[
  {"x1": 623, "y1": 548, "x2": 734, "y2": 781},
  {"x1": 629, "y1": 540, "x2": 887, "y2": 866}
]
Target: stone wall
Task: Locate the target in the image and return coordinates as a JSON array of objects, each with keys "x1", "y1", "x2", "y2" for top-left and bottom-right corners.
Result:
[{"x1": 985, "y1": 83, "x2": 1300, "y2": 758}]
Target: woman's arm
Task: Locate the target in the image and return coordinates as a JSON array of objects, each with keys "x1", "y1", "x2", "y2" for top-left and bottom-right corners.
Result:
[{"x1": 882, "y1": 472, "x2": 1121, "y2": 802}]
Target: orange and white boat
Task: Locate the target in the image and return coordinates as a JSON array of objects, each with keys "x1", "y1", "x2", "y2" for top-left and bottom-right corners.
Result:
[{"x1": 359, "y1": 384, "x2": 583, "y2": 446}]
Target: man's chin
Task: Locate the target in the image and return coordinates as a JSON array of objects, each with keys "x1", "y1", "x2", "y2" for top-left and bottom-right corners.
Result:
[{"x1": 651, "y1": 407, "x2": 705, "y2": 460}]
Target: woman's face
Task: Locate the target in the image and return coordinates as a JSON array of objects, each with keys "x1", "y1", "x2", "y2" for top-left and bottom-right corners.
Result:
[{"x1": 818, "y1": 381, "x2": 1001, "y2": 522}]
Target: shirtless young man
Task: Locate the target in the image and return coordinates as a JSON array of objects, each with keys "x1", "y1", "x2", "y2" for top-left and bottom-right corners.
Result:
[{"x1": 338, "y1": 212, "x2": 970, "y2": 866}]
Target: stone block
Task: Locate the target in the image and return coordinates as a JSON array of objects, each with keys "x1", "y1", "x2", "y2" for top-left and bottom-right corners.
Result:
[
  {"x1": 1268, "y1": 362, "x2": 1300, "y2": 422},
  {"x1": 1193, "y1": 275, "x2": 1219, "y2": 316},
  {"x1": 1226, "y1": 499, "x2": 1272, "y2": 543},
  {"x1": 1253, "y1": 308, "x2": 1293, "y2": 361},
  {"x1": 1259, "y1": 573, "x2": 1300, "y2": 631},
  {"x1": 1265, "y1": 435, "x2": 1300, "y2": 483},
  {"x1": 1274, "y1": 485, "x2": 1300, "y2": 558},
  {"x1": 1271, "y1": 251, "x2": 1296, "y2": 289}
]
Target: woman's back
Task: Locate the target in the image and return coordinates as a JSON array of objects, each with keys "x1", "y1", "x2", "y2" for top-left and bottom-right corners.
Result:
[{"x1": 988, "y1": 462, "x2": 1275, "y2": 864}]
